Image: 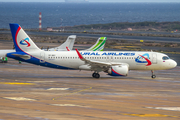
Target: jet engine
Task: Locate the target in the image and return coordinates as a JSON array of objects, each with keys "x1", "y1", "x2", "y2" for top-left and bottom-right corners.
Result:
[{"x1": 107, "y1": 64, "x2": 129, "y2": 76}]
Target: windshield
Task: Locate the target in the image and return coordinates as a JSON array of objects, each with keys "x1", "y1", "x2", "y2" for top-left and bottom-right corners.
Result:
[{"x1": 162, "y1": 56, "x2": 170, "y2": 60}]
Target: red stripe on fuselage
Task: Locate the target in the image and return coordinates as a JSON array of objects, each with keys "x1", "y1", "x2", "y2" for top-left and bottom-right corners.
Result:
[{"x1": 139, "y1": 55, "x2": 152, "y2": 66}]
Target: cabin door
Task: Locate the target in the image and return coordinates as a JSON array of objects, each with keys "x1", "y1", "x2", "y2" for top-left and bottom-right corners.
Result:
[{"x1": 152, "y1": 53, "x2": 157, "y2": 64}]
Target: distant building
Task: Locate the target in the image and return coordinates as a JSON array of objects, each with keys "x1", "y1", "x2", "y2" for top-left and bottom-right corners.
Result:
[
  {"x1": 65, "y1": 0, "x2": 89, "y2": 3},
  {"x1": 127, "y1": 28, "x2": 132, "y2": 31},
  {"x1": 47, "y1": 28, "x2": 53, "y2": 31}
]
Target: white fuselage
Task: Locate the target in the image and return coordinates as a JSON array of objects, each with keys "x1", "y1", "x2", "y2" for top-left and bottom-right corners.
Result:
[
  {"x1": 27, "y1": 50, "x2": 177, "y2": 71},
  {"x1": 0, "y1": 50, "x2": 15, "y2": 58}
]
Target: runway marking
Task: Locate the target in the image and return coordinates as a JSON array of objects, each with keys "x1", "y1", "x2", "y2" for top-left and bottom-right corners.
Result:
[
  {"x1": 47, "y1": 88, "x2": 69, "y2": 90},
  {"x1": 3, "y1": 97, "x2": 36, "y2": 101},
  {"x1": 52, "y1": 87, "x2": 92, "y2": 100},
  {"x1": 146, "y1": 107, "x2": 180, "y2": 111},
  {"x1": 0, "y1": 82, "x2": 34, "y2": 85},
  {"x1": 123, "y1": 114, "x2": 177, "y2": 117},
  {"x1": 51, "y1": 104, "x2": 85, "y2": 107}
]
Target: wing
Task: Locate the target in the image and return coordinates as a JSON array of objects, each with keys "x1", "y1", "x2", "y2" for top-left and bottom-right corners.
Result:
[{"x1": 76, "y1": 49, "x2": 123, "y2": 71}]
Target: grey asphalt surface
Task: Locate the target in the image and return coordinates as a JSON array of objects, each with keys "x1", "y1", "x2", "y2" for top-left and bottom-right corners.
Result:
[
  {"x1": 0, "y1": 35, "x2": 179, "y2": 119},
  {"x1": 0, "y1": 59, "x2": 180, "y2": 120}
]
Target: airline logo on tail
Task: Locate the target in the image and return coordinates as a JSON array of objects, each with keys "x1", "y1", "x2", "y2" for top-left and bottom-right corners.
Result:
[
  {"x1": 135, "y1": 53, "x2": 152, "y2": 66},
  {"x1": 20, "y1": 38, "x2": 31, "y2": 47},
  {"x1": 90, "y1": 37, "x2": 106, "y2": 51}
]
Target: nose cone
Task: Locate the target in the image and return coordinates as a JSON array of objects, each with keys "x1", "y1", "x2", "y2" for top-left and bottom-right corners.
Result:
[
  {"x1": 171, "y1": 60, "x2": 177, "y2": 68},
  {"x1": 169, "y1": 60, "x2": 177, "y2": 69}
]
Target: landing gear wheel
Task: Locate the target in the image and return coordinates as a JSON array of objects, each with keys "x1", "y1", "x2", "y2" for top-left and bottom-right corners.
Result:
[
  {"x1": 94, "y1": 73, "x2": 100, "y2": 78},
  {"x1": 151, "y1": 70, "x2": 156, "y2": 79},
  {"x1": 92, "y1": 73, "x2": 100, "y2": 78},
  {"x1": 92, "y1": 73, "x2": 96, "y2": 78},
  {"x1": 151, "y1": 75, "x2": 156, "y2": 78}
]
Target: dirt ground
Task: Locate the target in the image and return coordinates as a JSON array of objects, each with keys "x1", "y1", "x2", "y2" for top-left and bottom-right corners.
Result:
[{"x1": 0, "y1": 41, "x2": 180, "y2": 120}]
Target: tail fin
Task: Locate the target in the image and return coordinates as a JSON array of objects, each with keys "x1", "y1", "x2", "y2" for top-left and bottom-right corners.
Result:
[
  {"x1": 59, "y1": 35, "x2": 76, "y2": 50},
  {"x1": 85, "y1": 37, "x2": 106, "y2": 51},
  {"x1": 9, "y1": 23, "x2": 41, "y2": 52},
  {"x1": 49, "y1": 35, "x2": 76, "y2": 51}
]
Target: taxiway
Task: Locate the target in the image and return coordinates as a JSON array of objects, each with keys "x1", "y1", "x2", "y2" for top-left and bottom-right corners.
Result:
[{"x1": 0, "y1": 59, "x2": 179, "y2": 120}]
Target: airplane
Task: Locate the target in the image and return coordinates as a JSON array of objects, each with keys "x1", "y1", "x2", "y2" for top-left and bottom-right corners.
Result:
[
  {"x1": 0, "y1": 33, "x2": 106, "y2": 62},
  {"x1": 46, "y1": 35, "x2": 76, "y2": 51},
  {"x1": 51, "y1": 36, "x2": 106, "y2": 51},
  {"x1": 0, "y1": 35, "x2": 76, "y2": 62},
  {"x1": 84, "y1": 37, "x2": 106, "y2": 51},
  {"x1": 7, "y1": 23, "x2": 177, "y2": 78}
]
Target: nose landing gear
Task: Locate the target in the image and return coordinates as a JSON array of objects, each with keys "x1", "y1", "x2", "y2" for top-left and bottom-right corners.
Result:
[
  {"x1": 151, "y1": 70, "x2": 156, "y2": 78},
  {"x1": 92, "y1": 72, "x2": 100, "y2": 78}
]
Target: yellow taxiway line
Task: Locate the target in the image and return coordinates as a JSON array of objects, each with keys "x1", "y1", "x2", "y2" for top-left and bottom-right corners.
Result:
[{"x1": 0, "y1": 82, "x2": 34, "y2": 85}]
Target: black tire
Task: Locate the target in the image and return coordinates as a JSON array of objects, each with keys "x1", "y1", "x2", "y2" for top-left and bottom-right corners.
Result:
[
  {"x1": 94, "y1": 73, "x2": 100, "y2": 79},
  {"x1": 151, "y1": 75, "x2": 156, "y2": 78},
  {"x1": 92, "y1": 73, "x2": 96, "y2": 78}
]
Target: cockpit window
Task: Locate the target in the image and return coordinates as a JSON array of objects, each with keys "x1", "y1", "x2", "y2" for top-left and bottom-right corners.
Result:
[{"x1": 162, "y1": 56, "x2": 170, "y2": 60}]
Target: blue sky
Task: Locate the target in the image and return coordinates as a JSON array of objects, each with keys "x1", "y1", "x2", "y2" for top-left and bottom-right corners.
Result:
[{"x1": 0, "y1": 0, "x2": 180, "y2": 2}]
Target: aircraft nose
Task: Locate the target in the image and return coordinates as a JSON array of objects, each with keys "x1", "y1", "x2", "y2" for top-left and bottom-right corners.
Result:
[{"x1": 171, "y1": 60, "x2": 177, "y2": 68}]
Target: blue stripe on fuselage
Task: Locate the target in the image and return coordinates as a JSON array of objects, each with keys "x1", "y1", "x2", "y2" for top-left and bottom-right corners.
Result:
[{"x1": 7, "y1": 52, "x2": 74, "y2": 70}]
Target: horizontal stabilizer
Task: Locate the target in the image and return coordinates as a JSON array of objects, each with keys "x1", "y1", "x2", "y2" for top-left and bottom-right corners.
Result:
[{"x1": 11, "y1": 54, "x2": 31, "y2": 60}]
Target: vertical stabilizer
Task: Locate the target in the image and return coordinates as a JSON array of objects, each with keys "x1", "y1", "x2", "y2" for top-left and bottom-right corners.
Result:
[
  {"x1": 9, "y1": 23, "x2": 41, "y2": 53},
  {"x1": 48, "y1": 35, "x2": 76, "y2": 51},
  {"x1": 85, "y1": 37, "x2": 106, "y2": 51},
  {"x1": 61, "y1": 35, "x2": 76, "y2": 50}
]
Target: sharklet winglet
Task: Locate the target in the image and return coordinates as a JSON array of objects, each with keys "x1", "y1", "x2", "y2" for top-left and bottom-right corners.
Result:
[
  {"x1": 75, "y1": 49, "x2": 84, "y2": 60},
  {"x1": 66, "y1": 47, "x2": 70, "y2": 51}
]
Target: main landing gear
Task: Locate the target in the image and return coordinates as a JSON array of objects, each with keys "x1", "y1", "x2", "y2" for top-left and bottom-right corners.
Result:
[
  {"x1": 92, "y1": 72, "x2": 100, "y2": 78},
  {"x1": 151, "y1": 70, "x2": 156, "y2": 78}
]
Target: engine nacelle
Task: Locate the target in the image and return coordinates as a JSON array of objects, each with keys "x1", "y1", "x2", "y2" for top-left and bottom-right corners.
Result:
[{"x1": 107, "y1": 65, "x2": 129, "y2": 76}]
